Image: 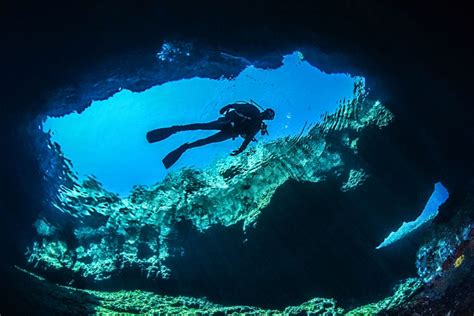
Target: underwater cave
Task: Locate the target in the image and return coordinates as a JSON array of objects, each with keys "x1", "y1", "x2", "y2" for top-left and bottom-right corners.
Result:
[
  {"x1": 16, "y1": 44, "x2": 465, "y2": 312},
  {"x1": 2, "y1": 3, "x2": 474, "y2": 315}
]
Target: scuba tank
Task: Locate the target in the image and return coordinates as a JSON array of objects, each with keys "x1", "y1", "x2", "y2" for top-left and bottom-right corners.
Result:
[
  {"x1": 234, "y1": 100, "x2": 270, "y2": 136},
  {"x1": 234, "y1": 99, "x2": 265, "y2": 111}
]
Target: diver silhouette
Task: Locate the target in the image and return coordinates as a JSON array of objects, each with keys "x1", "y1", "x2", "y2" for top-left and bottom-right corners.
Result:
[{"x1": 146, "y1": 101, "x2": 275, "y2": 168}]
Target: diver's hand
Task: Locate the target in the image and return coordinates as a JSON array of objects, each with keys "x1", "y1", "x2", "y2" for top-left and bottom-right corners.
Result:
[{"x1": 230, "y1": 149, "x2": 242, "y2": 156}]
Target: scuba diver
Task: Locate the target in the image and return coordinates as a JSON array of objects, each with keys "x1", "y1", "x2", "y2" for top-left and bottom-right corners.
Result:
[{"x1": 146, "y1": 101, "x2": 275, "y2": 169}]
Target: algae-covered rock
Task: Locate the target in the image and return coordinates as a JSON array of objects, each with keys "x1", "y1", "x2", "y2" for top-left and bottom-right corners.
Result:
[
  {"x1": 283, "y1": 297, "x2": 344, "y2": 315},
  {"x1": 11, "y1": 266, "x2": 422, "y2": 315},
  {"x1": 347, "y1": 278, "x2": 423, "y2": 315},
  {"x1": 381, "y1": 189, "x2": 474, "y2": 315},
  {"x1": 416, "y1": 197, "x2": 473, "y2": 283},
  {"x1": 341, "y1": 168, "x2": 368, "y2": 192}
]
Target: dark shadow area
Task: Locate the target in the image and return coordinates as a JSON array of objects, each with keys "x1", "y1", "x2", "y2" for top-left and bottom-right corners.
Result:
[{"x1": 0, "y1": 265, "x2": 100, "y2": 315}]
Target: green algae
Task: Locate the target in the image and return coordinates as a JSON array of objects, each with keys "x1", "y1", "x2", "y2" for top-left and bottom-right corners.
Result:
[
  {"x1": 283, "y1": 297, "x2": 344, "y2": 315},
  {"x1": 14, "y1": 266, "x2": 423, "y2": 315},
  {"x1": 347, "y1": 278, "x2": 423, "y2": 315}
]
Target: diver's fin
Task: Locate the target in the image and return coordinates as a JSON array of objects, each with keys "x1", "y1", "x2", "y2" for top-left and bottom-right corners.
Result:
[
  {"x1": 146, "y1": 127, "x2": 176, "y2": 143},
  {"x1": 162, "y1": 144, "x2": 188, "y2": 169}
]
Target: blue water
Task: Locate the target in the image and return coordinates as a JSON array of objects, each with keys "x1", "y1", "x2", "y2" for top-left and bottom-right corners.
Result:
[
  {"x1": 376, "y1": 182, "x2": 449, "y2": 249},
  {"x1": 43, "y1": 52, "x2": 358, "y2": 196}
]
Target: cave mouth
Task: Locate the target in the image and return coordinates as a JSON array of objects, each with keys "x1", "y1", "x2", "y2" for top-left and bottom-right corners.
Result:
[
  {"x1": 28, "y1": 44, "x2": 435, "y2": 311},
  {"x1": 41, "y1": 49, "x2": 358, "y2": 196}
]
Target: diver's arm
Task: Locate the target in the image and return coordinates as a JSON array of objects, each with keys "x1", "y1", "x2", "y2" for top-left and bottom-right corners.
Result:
[
  {"x1": 219, "y1": 104, "x2": 235, "y2": 115},
  {"x1": 230, "y1": 132, "x2": 257, "y2": 156}
]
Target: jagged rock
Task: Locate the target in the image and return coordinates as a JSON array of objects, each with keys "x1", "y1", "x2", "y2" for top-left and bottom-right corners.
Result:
[
  {"x1": 379, "y1": 182, "x2": 474, "y2": 314},
  {"x1": 416, "y1": 198, "x2": 473, "y2": 283},
  {"x1": 347, "y1": 278, "x2": 423, "y2": 315},
  {"x1": 341, "y1": 168, "x2": 368, "y2": 192}
]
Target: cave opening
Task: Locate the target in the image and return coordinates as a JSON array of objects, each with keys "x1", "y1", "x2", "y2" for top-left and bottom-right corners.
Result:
[
  {"x1": 41, "y1": 50, "x2": 357, "y2": 196},
  {"x1": 28, "y1": 45, "x2": 442, "y2": 310}
]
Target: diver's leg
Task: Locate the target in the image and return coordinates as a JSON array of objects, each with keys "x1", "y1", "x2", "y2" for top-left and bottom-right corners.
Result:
[
  {"x1": 162, "y1": 131, "x2": 233, "y2": 168},
  {"x1": 147, "y1": 119, "x2": 228, "y2": 144},
  {"x1": 185, "y1": 131, "x2": 233, "y2": 149},
  {"x1": 173, "y1": 118, "x2": 229, "y2": 131}
]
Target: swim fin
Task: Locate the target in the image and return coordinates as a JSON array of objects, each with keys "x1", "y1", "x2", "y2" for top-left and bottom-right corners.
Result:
[
  {"x1": 146, "y1": 127, "x2": 176, "y2": 143},
  {"x1": 162, "y1": 144, "x2": 188, "y2": 169}
]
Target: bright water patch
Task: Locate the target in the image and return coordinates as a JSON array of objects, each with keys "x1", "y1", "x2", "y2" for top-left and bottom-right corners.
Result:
[
  {"x1": 376, "y1": 182, "x2": 449, "y2": 249},
  {"x1": 43, "y1": 52, "x2": 358, "y2": 196}
]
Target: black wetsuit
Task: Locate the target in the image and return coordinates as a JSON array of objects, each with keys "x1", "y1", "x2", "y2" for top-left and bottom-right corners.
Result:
[
  {"x1": 148, "y1": 102, "x2": 266, "y2": 168},
  {"x1": 173, "y1": 102, "x2": 263, "y2": 153}
]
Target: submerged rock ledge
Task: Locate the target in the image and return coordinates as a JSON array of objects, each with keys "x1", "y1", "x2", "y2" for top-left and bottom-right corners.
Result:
[{"x1": 28, "y1": 83, "x2": 393, "y2": 282}]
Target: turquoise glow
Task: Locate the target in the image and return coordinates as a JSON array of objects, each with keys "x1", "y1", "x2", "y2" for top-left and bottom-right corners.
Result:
[
  {"x1": 43, "y1": 52, "x2": 358, "y2": 196},
  {"x1": 376, "y1": 182, "x2": 449, "y2": 249}
]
